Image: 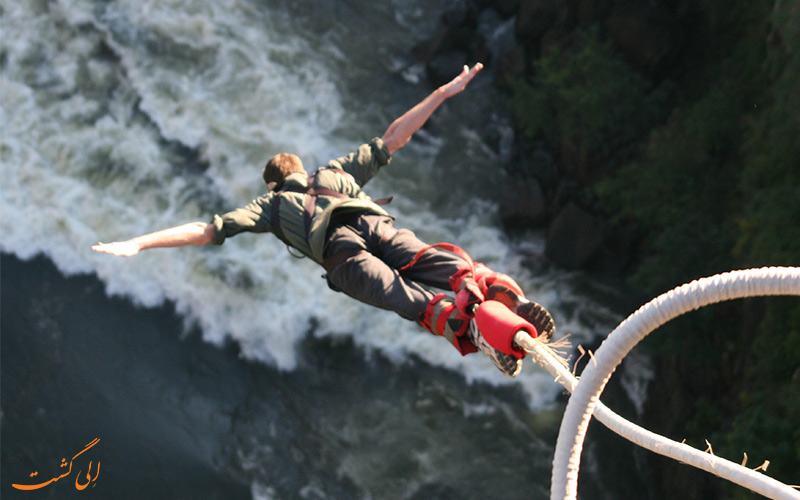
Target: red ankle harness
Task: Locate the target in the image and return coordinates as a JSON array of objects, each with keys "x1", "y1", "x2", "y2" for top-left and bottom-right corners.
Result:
[{"x1": 405, "y1": 243, "x2": 536, "y2": 357}]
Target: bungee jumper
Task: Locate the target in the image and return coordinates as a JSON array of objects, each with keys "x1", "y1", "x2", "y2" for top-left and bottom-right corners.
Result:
[{"x1": 92, "y1": 63, "x2": 554, "y2": 377}]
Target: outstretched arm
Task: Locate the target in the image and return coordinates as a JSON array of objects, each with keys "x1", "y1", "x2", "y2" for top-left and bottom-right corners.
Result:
[
  {"x1": 381, "y1": 62, "x2": 483, "y2": 155},
  {"x1": 92, "y1": 222, "x2": 215, "y2": 257}
]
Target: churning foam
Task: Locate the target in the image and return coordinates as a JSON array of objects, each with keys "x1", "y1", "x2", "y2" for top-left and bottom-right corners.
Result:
[{"x1": 1, "y1": 0, "x2": 619, "y2": 406}]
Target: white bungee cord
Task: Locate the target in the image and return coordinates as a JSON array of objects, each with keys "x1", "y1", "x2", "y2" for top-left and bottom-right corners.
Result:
[{"x1": 514, "y1": 267, "x2": 800, "y2": 500}]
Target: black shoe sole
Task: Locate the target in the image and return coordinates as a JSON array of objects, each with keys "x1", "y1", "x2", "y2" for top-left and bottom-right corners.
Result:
[{"x1": 516, "y1": 301, "x2": 555, "y2": 342}]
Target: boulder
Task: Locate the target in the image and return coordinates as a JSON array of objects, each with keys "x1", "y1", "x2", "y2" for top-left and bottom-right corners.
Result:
[
  {"x1": 516, "y1": 0, "x2": 560, "y2": 42},
  {"x1": 471, "y1": 0, "x2": 520, "y2": 17},
  {"x1": 605, "y1": 1, "x2": 683, "y2": 75},
  {"x1": 495, "y1": 44, "x2": 527, "y2": 89},
  {"x1": 500, "y1": 176, "x2": 548, "y2": 228},
  {"x1": 494, "y1": 0, "x2": 522, "y2": 18},
  {"x1": 411, "y1": 27, "x2": 450, "y2": 64},
  {"x1": 546, "y1": 202, "x2": 605, "y2": 268},
  {"x1": 574, "y1": 0, "x2": 613, "y2": 28},
  {"x1": 426, "y1": 50, "x2": 470, "y2": 87},
  {"x1": 528, "y1": 144, "x2": 558, "y2": 190}
]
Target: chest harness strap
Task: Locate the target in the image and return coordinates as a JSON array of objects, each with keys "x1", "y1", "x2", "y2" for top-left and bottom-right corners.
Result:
[{"x1": 269, "y1": 169, "x2": 392, "y2": 269}]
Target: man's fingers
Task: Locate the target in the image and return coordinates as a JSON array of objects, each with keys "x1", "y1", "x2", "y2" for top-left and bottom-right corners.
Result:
[
  {"x1": 439, "y1": 62, "x2": 484, "y2": 97},
  {"x1": 92, "y1": 243, "x2": 112, "y2": 254},
  {"x1": 92, "y1": 241, "x2": 133, "y2": 256},
  {"x1": 463, "y1": 63, "x2": 483, "y2": 83}
]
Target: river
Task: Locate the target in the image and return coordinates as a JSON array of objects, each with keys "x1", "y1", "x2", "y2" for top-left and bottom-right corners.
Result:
[{"x1": 1, "y1": 1, "x2": 655, "y2": 498}]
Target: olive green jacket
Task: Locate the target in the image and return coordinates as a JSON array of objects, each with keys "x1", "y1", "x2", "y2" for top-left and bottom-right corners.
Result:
[{"x1": 211, "y1": 138, "x2": 392, "y2": 264}]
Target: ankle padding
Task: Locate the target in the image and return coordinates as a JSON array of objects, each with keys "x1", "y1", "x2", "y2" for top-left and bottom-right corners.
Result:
[
  {"x1": 450, "y1": 263, "x2": 526, "y2": 312},
  {"x1": 474, "y1": 301, "x2": 536, "y2": 359},
  {"x1": 454, "y1": 288, "x2": 480, "y2": 316},
  {"x1": 419, "y1": 293, "x2": 478, "y2": 355},
  {"x1": 449, "y1": 268, "x2": 484, "y2": 314}
]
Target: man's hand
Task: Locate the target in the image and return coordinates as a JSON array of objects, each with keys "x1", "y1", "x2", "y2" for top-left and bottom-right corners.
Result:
[
  {"x1": 438, "y1": 63, "x2": 483, "y2": 99},
  {"x1": 92, "y1": 222, "x2": 214, "y2": 257},
  {"x1": 92, "y1": 240, "x2": 141, "y2": 257},
  {"x1": 381, "y1": 62, "x2": 484, "y2": 154}
]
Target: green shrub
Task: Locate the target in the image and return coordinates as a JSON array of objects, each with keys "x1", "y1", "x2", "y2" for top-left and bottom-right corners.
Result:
[
  {"x1": 511, "y1": 29, "x2": 666, "y2": 182},
  {"x1": 512, "y1": 1, "x2": 799, "y2": 493}
]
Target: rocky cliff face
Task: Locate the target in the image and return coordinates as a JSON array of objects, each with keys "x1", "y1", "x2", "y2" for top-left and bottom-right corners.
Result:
[
  {"x1": 411, "y1": 0, "x2": 719, "y2": 275},
  {"x1": 412, "y1": 2, "x2": 798, "y2": 498}
]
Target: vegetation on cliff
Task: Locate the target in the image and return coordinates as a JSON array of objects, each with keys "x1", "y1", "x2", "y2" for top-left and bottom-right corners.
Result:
[{"x1": 510, "y1": 0, "x2": 799, "y2": 496}]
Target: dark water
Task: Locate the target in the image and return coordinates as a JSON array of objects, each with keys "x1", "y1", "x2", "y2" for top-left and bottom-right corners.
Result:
[
  {"x1": 2, "y1": 253, "x2": 656, "y2": 499},
  {"x1": 1, "y1": 0, "x2": 659, "y2": 497},
  {"x1": 2, "y1": 253, "x2": 252, "y2": 499}
]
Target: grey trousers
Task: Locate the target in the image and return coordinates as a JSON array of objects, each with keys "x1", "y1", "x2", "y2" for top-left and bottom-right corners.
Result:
[{"x1": 323, "y1": 214, "x2": 467, "y2": 321}]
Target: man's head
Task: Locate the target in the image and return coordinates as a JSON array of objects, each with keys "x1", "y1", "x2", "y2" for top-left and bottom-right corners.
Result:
[{"x1": 262, "y1": 153, "x2": 305, "y2": 191}]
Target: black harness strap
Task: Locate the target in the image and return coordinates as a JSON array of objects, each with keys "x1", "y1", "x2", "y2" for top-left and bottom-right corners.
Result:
[
  {"x1": 270, "y1": 170, "x2": 393, "y2": 261},
  {"x1": 269, "y1": 182, "x2": 306, "y2": 244},
  {"x1": 270, "y1": 191, "x2": 286, "y2": 243},
  {"x1": 269, "y1": 175, "x2": 349, "y2": 248}
]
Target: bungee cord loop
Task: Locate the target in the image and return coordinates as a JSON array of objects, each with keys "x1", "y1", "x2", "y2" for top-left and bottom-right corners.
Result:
[{"x1": 514, "y1": 267, "x2": 800, "y2": 500}]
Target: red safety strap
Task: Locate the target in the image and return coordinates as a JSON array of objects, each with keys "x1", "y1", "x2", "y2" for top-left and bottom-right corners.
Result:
[{"x1": 399, "y1": 242, "x2": 475, "y2": 274}]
